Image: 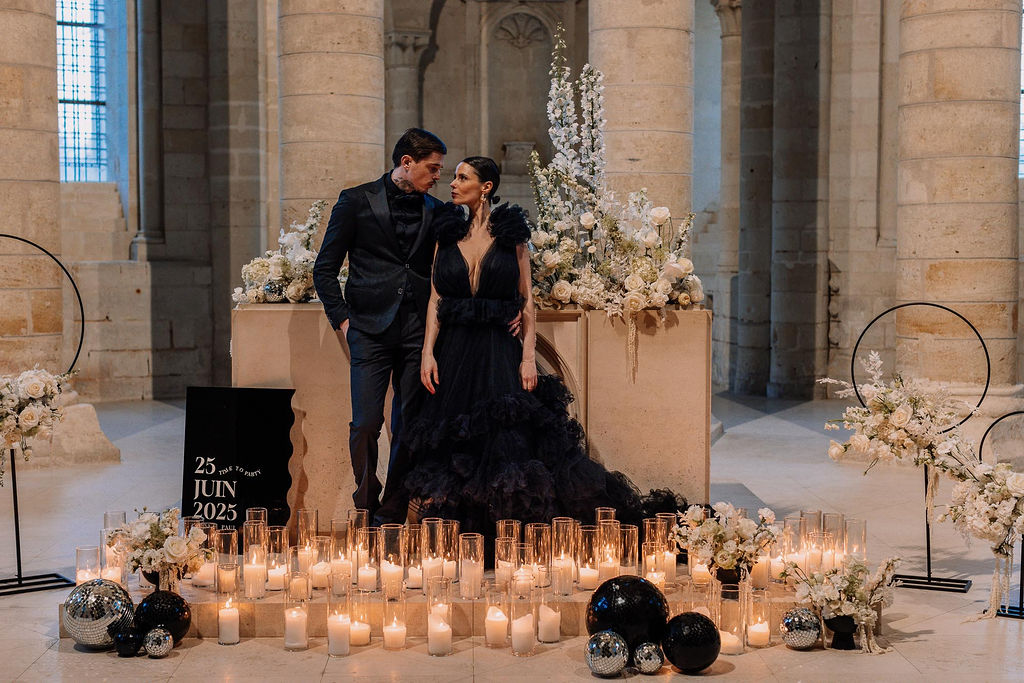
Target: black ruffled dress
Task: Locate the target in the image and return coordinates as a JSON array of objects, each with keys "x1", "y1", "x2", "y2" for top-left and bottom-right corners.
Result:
[{"x1": 404, "y1": 204, "x2": 678, "y2": 536}]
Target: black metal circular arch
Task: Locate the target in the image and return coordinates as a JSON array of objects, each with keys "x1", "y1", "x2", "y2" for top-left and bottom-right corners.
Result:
[
  {"x1": 0, "y1": 233, "x2": 84, "y2": 374},
  {"x1": 978, "y1": 411, "x2": 1024, "y2": 462},
  {"x1": 850, "y1": 302, "x2": 990, "y2": 433}
]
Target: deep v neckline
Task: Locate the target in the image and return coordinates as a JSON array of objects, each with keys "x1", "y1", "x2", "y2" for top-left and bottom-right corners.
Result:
[{"x1": 456, "y1": 238, "x2": 496, "y2": 298}]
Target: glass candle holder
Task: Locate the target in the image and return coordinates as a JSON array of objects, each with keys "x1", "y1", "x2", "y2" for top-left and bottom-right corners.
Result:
[
  {"x1": 800, "y1": 509, "x2": 822, "y2": 543},
  {"x1": 287, "y1": 548, "x2": 312, "y2": 600},
  {"x1": 180, "y1": 515, "x2": 202, "y2": 578},
  {"x1": 747, "y1": 587, "x2": 771, "y2": 648},
  {"x1": 510, "y1": 587, "x2": 538, "y2": 656},
  {"x1": 823, "y1": 512, "x2": 845, "y2": 551},
  {"x1": 642, "y1": 517, "x2": 665, "y2": 547},
  {"x1": 100, "y1": 529, "x2": 125, "y2": 585},
  {"x1": 782, "y1": 516, "x2": 804, "y2": 579},
  {"x1": 284, "y1": 575, "x2": 309, "y2": 651},
  {"x1": 218, "y1": 592, "x2": 240, "y2": 645},
  {"x1": 551, "y1": 518, "x2": 575, "y2": 595},
  {"x1": 347, "y1": 508, "x2": 369, "y2": 531},
  {"x1": 75, "y1": 545, "x2": 101, "y2": 584},
  {"x1": 687, "y1": 548, "x2": 712, "y2": 587},
  {"x1": 243, "y1": 519, "x2": 267, "y2": 559},
  {"x1": 845, "y1": 518, "x2": 867, "y2": 561},
  {"x1": 191, "y1": 522, "x2": 218, "y2": 588},
  {"x1": 459, "y1": 533, "x2": 484, "y2": 599},
  {"x1": 310, "y1": 536, "x2": 332, "y2": 591},
  {"x1": 716, "y1": 582, "x2": 747, "y2": 656},
  {"x1": 104, "y1": 510, "x2": 127, "y2": 530},
  {"x1": 537, "y1": 591, "x2": 561, "y2": 643},
  {"x1": 525, "y1": 523, "x2": 551, "y2": 588},
  {"x1": 217, "y1": 562, "x2": 239, "y2": 595},
  {"x1": 619, "y1": 524, "x2": 639, "y2": 576},
  {"x1": 404, "y1": 523, "x2": 422, "y2": 589},
  {"x1": 243, "y1": 542, "x2": 267, "y2": 600},
  {"x1": 213, "y1": 529, "x2": 238, "y2": 591},
  {"x1": 329, "y1": 518, "x2": 352, "y2": 591},
  {"x1": 803, "y1": 532, "x2": 832, "y2": 574},
  {"x1": 494, "y1": 536, "x2": 516, "y2": 590},
  {"x1": 327, "y1": 590, "x2": 351, "y2": 657},
  {"x1": 421, "y1": 518, "x2": 444, "y2": 594},
  {"x1": 383, "y1": 589, "x2": 408, "y2": 650},
  {"x1": 296, "y1": 508, "x2": 318, "y2": 548},
  {"x1": 577, "y1": 525, "x2": 600, "y2": 590},
  {"x1": 642, "y1": 541, "x2": 666, "y2": 590},
  {"x1": 594, "y1": 507, "x2": 616, "y2": 523},
  {"x1": 426, "y1": 576, "x2": 453, "y2": 656},
  {"x1": 496, "y1": 519, "x2": 521, "y2": 542},
  {"x1": 266, "y1": 526, "x2": 289, "y2": 591},
  {"x1": 670, "y1": 575, "x2": 692, "y2": 617},
  {"x1": 354, "y1": 527, "x2": 380, "y2": 592},
  {"x1": 441, "y1": 520, "x2": 460, "y2": 581},
  {"x1": 690, "y1": 577, "x2": 713, "y2": 618},
  {"x1": 597, "y1": 520, "x2": 621, "y2": 583},
  {"x1": 375, "y1": 524, "x2": 404, "y2": 599},
  {"x1": 514, "y1": 542, "x2": 536, "y2": 593},
  {"x1": 246, "y1": 507, "x2": 268, "y2": 524},
  {"x1": 485, "y1": 583, "x2": 509, "y2": 647},
  {"x1": 350, "y1": 590, "x2": 372, "y2": 646},
  {"x1": 749, "y1": 549, "x2": 770, "y2": 589}
]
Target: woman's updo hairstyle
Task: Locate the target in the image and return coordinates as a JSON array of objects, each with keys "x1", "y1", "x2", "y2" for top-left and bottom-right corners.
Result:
[{"x1": 461, "y1": 156, "x2": 501, "y2": 204}]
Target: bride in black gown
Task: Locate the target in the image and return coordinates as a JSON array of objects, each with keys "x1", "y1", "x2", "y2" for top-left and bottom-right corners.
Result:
[{"x1": 403, "y1": 156, "x2": 680, "y2": 534}]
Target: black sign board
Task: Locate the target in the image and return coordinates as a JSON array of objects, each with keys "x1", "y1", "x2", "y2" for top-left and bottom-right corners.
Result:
[{"x1": 182, "y1": 386, "x2": 295, "y2": 528}]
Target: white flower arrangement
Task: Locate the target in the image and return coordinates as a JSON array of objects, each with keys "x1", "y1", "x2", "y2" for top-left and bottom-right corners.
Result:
[
  {"x1": 0, "y1": 367, "x2": 72, "y2": 486},
  {"x1": 529, "y1": 28, "x2": 704, "y2": 320},
  {"x1": 781, "y1": 556, "x2": 901, "y2": 654},
  {"x1": 232, "y1": 199, "x2": 342, "y2": 305},
  {"x1": 105, "y1": 507, "x2": 208, "y2": 580},
  {"x1": 671, "y1": 502, "x2": 779, "y2": 572}
]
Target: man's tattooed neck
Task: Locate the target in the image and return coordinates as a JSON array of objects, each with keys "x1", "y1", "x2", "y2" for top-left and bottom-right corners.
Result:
[{"x1": 392, "y1": 171, "x2": 417, "y2": 194}]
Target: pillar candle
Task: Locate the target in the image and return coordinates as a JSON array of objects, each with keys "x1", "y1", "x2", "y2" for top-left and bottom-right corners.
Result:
[
  {"x1": 442, "y1": 559, "x2": 457, "y2": 580},
  {"x1": 75, "y1": 569, "x2": 99, "y2": 585},
  {"x1": 578, "y1": 566, "x2": 599, "y2": 590},
  {"x1": 598, "y1": 559, "x2": 619, "y2": 583},
  {"x1": 357, "y1": 565, "x2": 377, "y2": 591},
  {"x1": 663, "y1": 550, "x2": 677, "y2": 582},
  {"x1": 494, "y1": 560, "x2": 513, "y2": 588},
  {"x1": 331, "y1": 557, "x2": 352, "y2": 585},
  {"x1": 219, "y1": 571, "x2": 238, "y2": 593},
  {"x1": 551, "y1": 557, "x2": 573, "y2": 594},
  {"x1": 770, "y1": 554, "x2": 786, "y2": 581},
  {"x1": 485, "y1": 606, "x2": 508, "y2": 646},
  {"x1": 719, "y1": 630, "x2": 743, "y2": 655},
  {"x1": 297, "y1": 546, "x2": 314, "y2": 573},
  {"x1": 427, "y1": 614, "x2": 452, "y2": 656},
  {"x1": 381, "y1": 560, "x2": 404, "y2": 598},
  {"x1": 510, "y1": 613, "x2": 535, "y2": 654},
  {"x1": 383, "y1": 618, "x2": 407, "y2": 649},
  {"x1": 218, "y1": 604, "x2": 240, "y2": 645},
  {"x1": 751, "y1": 556, "x2": 770, "y2": 589},
  {"x1": 460, "y1": 559, "x2": 483, "y2": 599},
  {"x1": 266, "y1": 565, "x2": 286, "y2": 591},
  {"x1": 645, "y1": 570, "x2": 666, "y2": 590},
  {"x1": 310, "y1": 561, "x2": 331, "y2": 589},
  {"x1": 422, "y1": 557, "x2": 443, "y2": 590},
  {"x1": 537, "y1": 604, "x2": 560, "y2": 643},
  {"x1": 690, "y1": 563, "x2": 711, "y2": 585},
  {"x1": 821, "y1": 549, "x2": 836, "y2": 573},
  {"x1": 101, "y1": 567, "x2": 122, "y2": 584},
  {"x1": 244, "y1": 563, "x2": 267, "y2": 598},
  {"x1": 284, "y1": 607, "x2": 308, "y2": 649},
  {"x1": 406, "y1": 564, "x2": 422, "y2": 589},
  {"x1": 350, "y1": 620, "x2": 371, "y2": 646},
  {"x1": 747, "y1": 621, "x2": 770, "y2": 647},
  {"x1": 327, "y1": 614, "x2": 350, "y2": 656},
  {"x1": 192, "y1": 561, "x2": 216, "y2": 587},
  {"x1": 104, "y1": 545, "x2": 118, "y2": 568}
]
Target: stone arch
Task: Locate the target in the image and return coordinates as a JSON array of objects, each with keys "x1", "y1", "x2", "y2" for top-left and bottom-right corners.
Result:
[{"x1": 536, "y1": 332, "x2": 582, "y2": 423}]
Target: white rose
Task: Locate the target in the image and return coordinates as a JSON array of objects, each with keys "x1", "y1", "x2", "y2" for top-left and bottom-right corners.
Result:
[
  {"x1": 849, "y1": 433, "x2": 871, "y2": 453},
  {"x1": 677, "y1": 291, "x2": 691, "y2": 306},
  {"x1": 531, "y1": 231, "x2": 549, "y2": 247},
  {"x1": 674, "y1": 258, "x2": 695, "y2": 276},
  {"x1": 550, "y1": 280, "x2": 573, "y2": 304},
  {"x1": 859, "y1": 384, "x2": 878, "y2": 402},
  {"x1": 553, "y1": 220, "x2": 568, "y2": 233},
  {"x1": 579, "y1": 212, "x2": 597, "y2": 229},
  {"x1": 541, "y1": 251, "x2": 561, "y2": 270},
  {"x1": 18, "y1": 404, "x2": 42, "y2": 430},
  {"x1": 163, "y1": 535, "x2": 190, "y2": 564},
  {"x1": 1006, "y1": 473, "x2": 1024, "y2": 497},
  {"x1": 654, "y1": 278, "x2": 672, "y2": 295},
  {"x1": 649, "y1": 206, "x2": 671, "y2": 226},
  {"x1": 890, "y1": 404, "x2": 913, "y2": 428},
  {"x1": 587, "y1": 245, "x2": 597, "y2": 254},
  {"x1": 246, "y1": 287, "x2": 264, "y2": 303},
  {"x1": 21, "y1": 376, "x2": 46, "y2": 400},
  {"x1": 622, "y1": 291, "x2": 647, "y2": 314},
  {"x1": 268, "y1": 263, "x2": 284, "y2": 280},
  {"x1": 624, "y1": 273, "x2": 646, "y2": 292},
  {"x1": 642, "y1": 230, "x2": 660, "y2": 248},
  {"x1": 690, "y1": 287, "x2": 704, "y2": 304},
  {"x1": 285, "y1": 280, "x2": 308, "y2": 303},
  {"x1": 828, "y1": 439, "x2": 845, "y2": 460}
]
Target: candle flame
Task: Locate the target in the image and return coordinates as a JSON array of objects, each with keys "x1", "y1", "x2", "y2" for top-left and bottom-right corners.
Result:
[{"x1": 225, "y1": 597, "x2": 233, "y2": 609}]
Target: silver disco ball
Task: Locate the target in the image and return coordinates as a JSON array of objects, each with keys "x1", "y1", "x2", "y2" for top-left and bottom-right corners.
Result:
[
  {"x1": 585, "y1": 630, "x2": 629, "y2": 678},
  {"x1": 144, "y1": 627, "x2": 174, "y2": 658},
  {"x1": 263, "y1": 281, "x2": 286, "y2": 302},
  {"x1": 634, "y1": 641, "x2": 665, "y2": 674},
  {"x1": 780, "y1": 607, "x2": 821, "y2": 650},
  {"x1": 63, "y1": 579, "x2": 134, "y2": 650}
]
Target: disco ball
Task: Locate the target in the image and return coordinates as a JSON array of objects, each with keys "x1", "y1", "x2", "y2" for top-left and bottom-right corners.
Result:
[
  {"x1": 134, "y1": 590, "x2": 191, "y2": 644},
  {"x1": 633, "y1": 641, "x2": 665, "y2": 674},
  {"x1": 661, "y1": 612, "x2": 720, "y2": 674},
  {"x1": 780, "y1": 607, "x2": 821, "y2": 650},
  {"x1": 586, "y1": 575, "x2": 670, "y2": 652},
  {"x1": 144, "y1": 627, "x2": 174, "y2": 658},
  {"x1": 62, "y1": 579, "x2": 134, "y2": 650},
  {"x1": 585, "y1": 630, "x2": 629, "y2": 677},
  {"x1": 112, "y1": 629, "x2": 144, "y2": 657},
  {"x1": 263, "y1": 282, "x2": 286, "y2": 302}
]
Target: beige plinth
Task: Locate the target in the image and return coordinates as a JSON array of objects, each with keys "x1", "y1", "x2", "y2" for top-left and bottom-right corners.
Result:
[{"x1": 231, "y1": 304, "x2": 711, "y2": 524}]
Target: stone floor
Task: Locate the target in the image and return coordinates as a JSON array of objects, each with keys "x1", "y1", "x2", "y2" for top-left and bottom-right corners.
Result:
[{"x1": 1, "y1": 393, "x2": 1022, "y2": 681}]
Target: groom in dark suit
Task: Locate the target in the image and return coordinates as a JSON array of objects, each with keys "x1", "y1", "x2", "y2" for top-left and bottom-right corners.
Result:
[{"x1": 313, "y1": 128, "x2": 447, "y2": 525}]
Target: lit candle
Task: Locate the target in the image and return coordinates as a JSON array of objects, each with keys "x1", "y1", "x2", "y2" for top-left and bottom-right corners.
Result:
[
  {"x1": 821, "y1": 549, "x2": 836, "y2": 573},
  {"x1": 719, "y1": 630, "x2": 743, "y2": 655},
  {"x1": 747, "y1": 621, "x2": 770, "y2": 647},
  {"x1": 381, "y1": 560, "x2": 404, "y2": 599},
  {"x1": 192, "y1": 561, "x2": 216, "y2": 588},
  {"x1": 751, "y1": 556, "x2": 770, "y2": 589},
  {"x1": 218, "y1": 600, "x2": 240, "y2": 645},
  {"x1": 537, "y1": 604, "x2": 560, "y2": 643},
  {"x1": 104, "y1": 545, "x2": 118, "y2": 568},
  {"x1": 578, "y1": 566, "x2": 599, "y2": 590},
  {"x1": 552, "y1": 557, "x2": 573, "y2": 594},
  {"x1": 284, "y1": 607, "x2": 308, "y2": 650},
  {"x1": 512, "y1": 569, "x2": 534, "y2": 597},
  {"x1": 310, "y1": 561, "x2": 331, "y2": 590},
  {"x1": 690, "y1": 563, "x2": 711, "y2": 585},
  {"x1": 327, "y1": 613, "x2": 350, "y2": 656},
  {"x1": 442, "y1": 559, "x2": 457, "y2": 580},
  {"x1": 357, "y1": 564, "x2": 377, "y2": 591},
  {"x1": 460, "y1": 559, "x2": 483, "y2": 599},
  {"x1": 349, "y1": 619, "x2": 371, "y2": 646},
  {"x1": 422, "y1": 556, "x2": 443, "y2": 591},
  {"x1": 510, "y1": 613, "x2": 535, "y2": 654},
  {"x1": 427, "y1": 613, "x2": 452, "y2": 656},
  {"x1": 645, "y1": 570, "x2": 666, "y2": 590},
  {"x1": 330, "y1": 557, "x2": 352, "y2": 585},
  {"x1": 383, "y1": 617, "x2": 407, "y2": 650},
  {"x1": 219, "y1": 570, "x2": 238, "y2": 593},
  {"x1": 266, "y1": 565, "x2": 286, "y2": 591},
  {"x1": 406, "y1": 564, "x2": 422, "y2": 589},
  {"x1": 485, "y1": 606, "x2": 508, "y2": 646},
  {"x1": 494, "y1": 560, "x2": 513, "y2": 588},
  {"x1": 75, "y1": 569, "x2": 99, "y2": 585},
  {"x1": 769, "y1": 554, "x2": 786, "y2": 581},
  {"x1": 297, "y1": 545, "x2": 314, "y2": 573},
  {"x1": 598, "y1": 558, "x2": 619, "y2": 583},
  {"x1": 244, "y1": 562, "x2": 266, "y2": 598},
  {"x1": 806, "y1": 545, "x2": 822, "y2": 571},
  {"x1": 663, "y1": 550, "x2": 677, "y2": 582},
  {"x1": 100, "y1": 566, "x2": 122, "y2": 584}
]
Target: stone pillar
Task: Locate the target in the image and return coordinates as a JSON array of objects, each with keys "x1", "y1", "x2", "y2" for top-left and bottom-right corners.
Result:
[
  {"x1": 768, "y1": 0, "x2": 828, "y2": 398},
  {"x1": 589, "y1": 0, "x2": 694, "y2": 227},
  {"x1": 278, "y1": 0, "x2": 385, "y2": 226},
  {"x1": 897, "y1": 1, "x2": 1021, "y2": 393},
  {"x1": 132, "y1": 0, "x2": 163, "y2": 255},
  {"x1": 711, "y1": 0, "x2": 741, "y2": 387},
  {"x1": 733, "y1": 0, "x2": 772, "y2": 394},
  {"x1": 384, "y1": 29, "x2": 430, "y2": 164},
  {"x1": 0, "y1": 1, "x2": 62, "y2": 372}
]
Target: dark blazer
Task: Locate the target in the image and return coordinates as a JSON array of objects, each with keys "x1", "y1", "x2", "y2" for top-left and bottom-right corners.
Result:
[{"x1": 313, "y1": 173, "x2": 442, "y2": 335}]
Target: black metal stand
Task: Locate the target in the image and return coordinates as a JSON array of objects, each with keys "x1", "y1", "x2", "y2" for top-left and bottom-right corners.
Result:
[{"x1": 0, "y1": 449, "x2": 74, "y2": 596}]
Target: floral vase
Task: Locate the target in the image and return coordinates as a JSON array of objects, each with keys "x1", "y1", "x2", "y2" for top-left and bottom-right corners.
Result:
[
  {"x1": 823, "y1": 615, "x2": 858, "y2": 650},
  {"x1": 135, "y1": 567, "x2": 192, "y2": 644},
  {"x1": 142, "y1": 567, "x2": 180, "y2": 593},
  {"x1": 713, "y1": 566, "x2": 744, "y2": 585}
]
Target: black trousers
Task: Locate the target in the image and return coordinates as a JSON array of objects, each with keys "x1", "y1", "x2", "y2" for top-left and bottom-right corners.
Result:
[{"x1": 346, "y1": 302, "x2": 424, "y2": 522}]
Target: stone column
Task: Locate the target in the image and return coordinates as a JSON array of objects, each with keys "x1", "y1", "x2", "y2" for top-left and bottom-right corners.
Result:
[
  {"x1": 384, "y1": 29, "x2": 430, "y2": 163},
  {"x1": 0, "y1": 1, "x2": 62, "y2": 371},
  {"x1": 278, "y1": 0, "x2": 385, "y2": 226},
  {"x1": 733, "y1": 0, "x2": 772, "y2": 394},
  {"x1": 131, "y1": 0, "x2": 163, "y2": 256},
  {"x1": 711, "y1": 0, "x2": 741, "y2": 387},
  {"x1": 589, "y1": 0, "x2": 694, "y2": 227},
  {"x1": 897, "y1": 1, "x2": 1021, "y2": 394}
]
